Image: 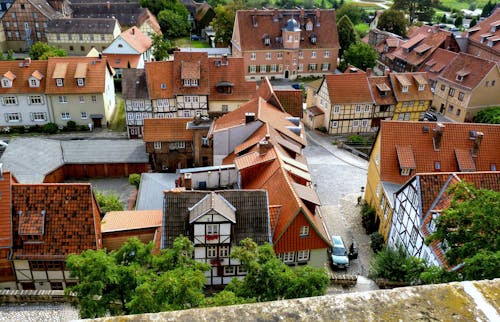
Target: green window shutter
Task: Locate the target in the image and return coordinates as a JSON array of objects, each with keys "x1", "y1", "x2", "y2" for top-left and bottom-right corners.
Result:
[{"x1": 256, "y1": 65, "x2": 260, "y2": 72}]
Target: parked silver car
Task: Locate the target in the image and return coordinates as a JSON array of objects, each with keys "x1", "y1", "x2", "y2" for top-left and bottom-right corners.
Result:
[{"x1": 329, "y1": 235, "x2": 350, "y2": 269}]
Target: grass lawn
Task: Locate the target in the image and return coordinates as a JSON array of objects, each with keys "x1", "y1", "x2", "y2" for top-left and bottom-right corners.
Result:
[
  {"x1": 110, "y1": 94, "x2": 126, "y2": 132},
  {"x1": 173, "y1": 37, "x2": 211, "y2": 48},
  {"x1": 355, "y1": 23, "x2": 370, "y2": 38},
  {"x1": 439, "y1": 0, "x2": 491, "y2": 11}
]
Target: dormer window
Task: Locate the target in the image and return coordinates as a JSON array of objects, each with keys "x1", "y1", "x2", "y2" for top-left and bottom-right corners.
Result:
[
  {"x1": 402, "y1": 85, "x2": 408, "y2": 93},
  {"x1": 310, "y1": 34, "x2": 317, "y2": 44},
  {"x1": 306, "y1": 22, "x2": 313, "y2": 31},
  {"x1": 455, "y1": 69, "x2": 470, "y2": 82},
  {"x1": 77, "y1": 78, "x2": 85, "y2": 87},
  {"x1": 2, "y1": 71, "x2": 16, "y2": 88},
  {"x1": 216, "y1": 81, "x2": 234, "y2": 94},
  {"x1": 183, "y1": 79, "x2": 199, "y2": 87},
  {"x1": 1, "y1": 78, "x2": 12, "y2": 88},
  {"x1": 29, "y1": 78, "x2": 39, "y2": 87},
  {"x1": 418, "y1": 84, "x2": 425, "y2": 91},
  {"x1": 56, "y1": 78, "x2": 64, "y2": 87},
  {"x1": 263, "y1": 34, "x2": 271, "y2": 45}
]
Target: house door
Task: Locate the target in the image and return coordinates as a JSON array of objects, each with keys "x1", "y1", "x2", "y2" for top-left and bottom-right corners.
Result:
[
  {"x1": 284, "y1": 70, "x2": 289, "y2": 79},
  {"x1": 92, "y1": 117, "x2": 102, "y2": 128}
]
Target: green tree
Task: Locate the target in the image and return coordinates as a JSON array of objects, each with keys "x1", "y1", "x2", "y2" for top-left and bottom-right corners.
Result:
[
  {"x1": 454, "y1": 15, "x2": 463, "y2": 28},
  {"x1": 210, "y1": 1, "x2": 243, "y2": 46},
  {"x1": 158, "y1": 9, "x2": 191, "y2": 39},
  {"x1": 470, "y1": 17, "x2": 478, "y2": 28},
  {"x1": 474, "y1": 107, "x2": 500, "y2": 124},
  {"x1": 203, "y1": 290, "x2": 253, "y2": 307},
  {"x1": 337, "y1": 15, "x2": 358, "y2": 58},
  {"x1": 392, "y1": 0, "x2": 435, "y2": 24},
  {"x1": 151, "y1": 34, "x2": 172, "y2": 61},
  {"x1": 419, "y1": 265, "x2": 459, "y2": 285},
  {"x1": 226, "y1": 239, "x2": 329, "y2": 301},
  {"x1": 440, "y1": 14, "x2": 448, "y2": 23},
  {"x1": 377, "y1": 9, "x2": 407, "y2": 37},
  {"x1": 336, "y1": 3, "x2": 369, "y2": 25},
  {"x1": 481, "y1": 0, "x2": 495, "y2": 17},
  {"x1": 29, "y1": 42, "x2": 66, "y2": 60},
  {"x1": 94, "y1": 190, "x2": 124, "y2": 215},
  {"x1": 426, "y1": 182, "x2": 500, "y2": 274},
  {"x1": 7, "y1": 49, "x2": 14, "y2": 60},
  {"x1": 343, "y1": 42, "x2": 377, "y2": 71}
]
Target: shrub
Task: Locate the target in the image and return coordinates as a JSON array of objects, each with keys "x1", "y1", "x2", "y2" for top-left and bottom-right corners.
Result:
[
  {"x1": 78, "y1": 125, "x2": 89, "y2": 131},
  {"x1": 67, "y1": 120, "x2": 77, "y2": 131},
  {"x1": 370, "y1": 245, "x2": 427, "y2": 284},
  {"x1": 370, "y1": 232, "x2": 385, "y2": 253},
  {"x1": 94, "y1": 190, "x2": 124, "y2": 216},
  {"x1": 315, "y1": 126, "x2": 327, "y2": 133},
  {"x1": 128, "y1": 173, "x2": 141, "y2": 189},
  {"x1": 42, "y1": 123, "x2": 58, "y2": 134},
  {"x1": 361, "y1": 201, "x2": 378, "y2": 234},
  {"x1": 347, "y1": 134, "x2": 366, "y2": 144}
]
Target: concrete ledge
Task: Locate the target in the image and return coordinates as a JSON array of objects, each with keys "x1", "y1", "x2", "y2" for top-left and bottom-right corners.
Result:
[
  {"x1": 89, "y1": 279, "x2": 500, "y2": 322},
  {"x1": 0, "y1": 289, "x2": 71, "y2": 303}
]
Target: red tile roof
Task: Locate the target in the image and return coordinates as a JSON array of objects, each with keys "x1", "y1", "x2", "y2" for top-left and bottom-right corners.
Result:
[
  {"x1": 143, "y1": 118, "x2": 193, "y2": 142},
  {"x1": 324, "y1": 73, "x2": 373, "y2": 104},
  {"x1": 367, "y1": 76, "x2": 396, "y2": 105},
  {"x1": 379, "y1": 121, "x2": 500, "y2": 185},
  {"x1": 0, "y1": 172, "x2": 12, "y2": 248},
  {"x1": 417, "y1": 48, "x2": 458, "y2": 83},
  {"x1": 389, "y1": 72, "x2": 433, "y2": 101},
  {"x1": 396, "y1": 145, "x2": 416, "y2": 169},
  {"x1": 105, "y1": 54, "x2": 142, "y2": 69},
  {"x1": 275, "y1": 89, "x2": 303, "y2": 117},
  {"x1": 234, "y1": 9, "x2": 339, "y2": 51},
  {"x1": 101, "y1": 210, "x2": 162, "y2": 233},
  {"x1": 136, "y1": 8, "x2": 162, "y2": 35},
  {"x1": 436, "y1": 52, "x2": 497, "y2": 90},
  {"x1": 0, "y1": 60, "x2": 48, "y2": 94},
  {"x1": 120, "y1": 26, "x2": 152, "y2": 54},
  {"x1": 208, "y1": 56, "x2": 256, "y2": 101},
  {"x1": 11, "y1": 183, "x2": 102, "y2": 260},
  {"x1": 145, "y1": 61, "x2": 174, "y2": 99},
  {"x1": 173, "y1": 52, "x2": 209, "y2": 94},
  {"x1": 465, "y1": 8, "x2": 500, "y2": 55},
  {"x1": 45, "y1": 57, "x2": 111, "y2": 94}
]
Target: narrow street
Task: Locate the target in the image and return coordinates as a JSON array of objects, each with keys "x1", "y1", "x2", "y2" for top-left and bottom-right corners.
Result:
[{"x1": 304, "y1": 129, "x2": 378, "y2": 292}]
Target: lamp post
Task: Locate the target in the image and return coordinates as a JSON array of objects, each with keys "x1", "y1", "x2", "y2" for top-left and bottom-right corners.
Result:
[{"x1": 358, "y1": 186, "x2": 365, "y2": 206}]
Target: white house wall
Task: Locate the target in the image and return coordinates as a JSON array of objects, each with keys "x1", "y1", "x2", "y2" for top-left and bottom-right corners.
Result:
[
  {"x1": 188, "y1": 169, "x2": 238, "y2": 189},
  {"x1": 213, "y1": 121, "x2": 264, "y2": 165},
  {"x1": 0, "y1": 93, "x2": 50, "y2": 126},
  {"x1": 103, "y1": 65, "x2": 116, "y2": 122},
  {"x1": 103, "y1": 36, "x2": 140, "y2": 55}
]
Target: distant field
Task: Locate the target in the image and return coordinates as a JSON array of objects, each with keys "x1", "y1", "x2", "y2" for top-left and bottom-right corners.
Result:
[
  {"x1": 439, "y1": 0, "x2": 492, "y2": 11},
  {"x1": 173, "y1": 37, "x2": 211, "y2": 48}
]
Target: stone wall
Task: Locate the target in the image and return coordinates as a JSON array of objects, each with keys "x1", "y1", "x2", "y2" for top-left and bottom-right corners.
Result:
[{"x1": 0, "y1": 289, "x2": 72, "y2": 303}]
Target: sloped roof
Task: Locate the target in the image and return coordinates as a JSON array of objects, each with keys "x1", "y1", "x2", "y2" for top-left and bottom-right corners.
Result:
[
  {"x1": 142, "y1": 118, "x2": 193, "y2": 142},
  {"x1": 135, "y1": 173, "x2": 178, "y2": 211},
  {"x1": 173, "y1": 52, "x2": 210, "y2": 94},
  {"x1": 0, "y1": 172, "x2": 12, "y2": 248},
  {"x1": 71, "y1": 2, "x2": 144, "y2": 27},
  {"x1": 188, "y1": 192, "x2": 236, "y2": 223},
  {"x1": 145, "y1": 61, "x2": 174, "y2": 99},
  {"x1": 465, "y1": 7, "x2": 500, "y2": 54},
  {"x1": 24, "y1": 0, "x2": 67, "y2": 19},
  {"x1": 0, "y1": 60, "x2": 48, "y2": 94},
  {"x1": 119, "y1": 26, "x2": 152, "y2": 53},
  {"x1": 437, "y1": 52, "x2": 497, "y2": 90},
  {"x1": 378, "y1": 121, "x2": 500, "y2": 185},
  {"x1": 0, "y1": 138, "x2": 64, "y2": 183},
  {"x1": 367, "y1": 76, "x2": 396, "y2": 105},
  {"x1": 46, "y1": 18, "x2": 118, "y2": 34},
  {"x1": 233, "y1": 9, "x2": 339, "y2": 51},
  {"x1": 11, "y1": 183, "x2": 101, "y2": 260},
  {"x1": 122, "y1": 68, "x2": 149, "y2": 100},
  {"x1": 46, "y1": 57, "x2": 111, "y2": 94},
  {"x1": 105, "y1": 54, "x2": 142, "y2": 69},
  {"x1": 417, "y1": 48, "x2": 458, "y2": 83},
  {"x1": 61, "y1": 140, "x2": 148, "y2": 164},
  {"x1": 274, "y1": 89, "x2": 303, "y2": 117},
  {"x1": 101, "y1": 210, "x2": 162, "y2": 233},
  {"x1": 136, "y1": 8, "x2": 162, "y2": 35},
  {"x1": 324, "y1": 73, "x2": 373, "y2": 104},
  {"x1": 208, "y1": 56, "x2": 256, "y2": 101},
  {"x1": 389, "y1": 72, "x2": 433, "y2": 101},
  {"x1": 162, "y1": 190, "x2": 271, "y2": 248}
]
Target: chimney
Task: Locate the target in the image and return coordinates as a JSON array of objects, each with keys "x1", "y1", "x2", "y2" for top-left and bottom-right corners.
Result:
[
  {"x1": 366, "y1": 67, "x2": 372, "y2": 75},
  {"x1": 222, "y1": 54, "x2": 228, "y2": 65},
  {"x1": 301, "y1": 8, "x2": 304, "y2": 20},
  {"x1": 106, "y1": 1, "x2": 110, "y2": 10},
  {"x1": 315, "y1": 8, "x2": 320, "y2": 26},
  {"x1": 472, "y1": 131, "x2": 484, "y2": 156},
  {"x1": 433, "y1": 123, "x2": 445, "y2": 150},
  {"x1": 245, "y1": 112, "x2": 255, "y2": 124},
  {"x1": 131, "y1": 27, "x2": 135, "y2": 36},
  {"x1": 24, "y1": 57, "x2": 31, "y2": 67},
  {"x1": 258, "y1": 139, "x2": 272, "y2": 155},
  {"x1": 384, "y1": 68, "x2": 390, "y2": 76}
]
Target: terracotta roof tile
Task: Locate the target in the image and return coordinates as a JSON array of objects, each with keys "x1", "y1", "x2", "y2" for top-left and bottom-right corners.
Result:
[
  {"x1": 324, "y1": 73, "x2": 373, "y2": 104},
  {"x1": 173, "y1": 52, "x2": 209, "y2": 94},
  {"x1": 120, "y1": 26, "x2": 152, "y2": 53},
  {"x1": 379, "y1": 121, "x2": 500, "y2": 185},
  {"x1": 145, "y1": 61, "x2": 174, "y2": 99},
  {"x1": 106, "y1": 54, "x2": 142, "y2": 69},
  {"x1": 389, "y1": 72, "x2": 433, "y2": 101},
  {"x1": 396, "y1": 145, "x2": 416, "y2": 169},
  {"x1": 368, "y1": 76, "x2": 397, "y2": 105},
  {"x1": 437, "y1": 52, "x2": 497, "y2": 90},
  {"x1": 465, "y1": 8, "x2": 500, "y2": 53},
  {"x1": 101, "y1": 210, "x2": 162, "y2": 233},
  {"x1": 0, "y1": 61, "x2": 48, "y2": 94},
  {"x1": 136, "y1": 8, "x2": 162, "y2": 35},
  {"x1": 234, "y1": 9, "x2": 339, "y2": 51},
  {"x1": 275, "y1": 89, "x2": 303, "y2": 117},
  {"x1": 0, "y1": 172, "x2": 12, "y2": 248},
  {"x1": 18, "y1": 211, "x2": 45, "y2": 235},
  {"x1": 417, "y1": 48, "x2": 458, "y2": 83},
  {"x1": 46, "y1": 57, "x2": 110, "y2": 94},
  {"x1": 143, "y1": 118, "x2": 193, "y2": 142},
  {"x1": 454, "y1": 148, "x2": 476, "y2": 172},
  {"x1": 11, "y1": 183, "x2": 102, "y2": 260},
  {"x1": 181, "y1": 61, "x2": 201, "y2": 79},
  {"x1": 208, "y1": 56, "x2": 256, "y2": 101}
]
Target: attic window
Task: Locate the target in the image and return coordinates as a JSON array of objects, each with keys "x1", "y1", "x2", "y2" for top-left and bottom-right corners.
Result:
[
  {"x1": 434, "y1": 161, "x2": 441, "y2": 170},
  {"x1": 183, "y1": 79, "x2": 199, "y2": 87},
  {"x1": 160, "y1": 83, "x2": 166, "y2": 89},
  {"x1": 77, "y1": 78, "x2": 85, "y2": 87},
  {"x1": 402, "y1": 85, "x2": 408, "y2": 93},
  {"x1": 56, "y1": 78, "x2": 64, "y2": 87},
  {"x1": 29, "y1": 78, "x2": 39, "y2": 87},
  {"x1": 455, "y1": 69, "x2": 470, "y2": 82},
  {"x1": 306, "y1": 22, "x2": 313, "y2": 31},
  {"x1": 263, "y1": 34, "x2": 271, "y2": 46},
  {"x1": 310, "y1": 34, "x2": 317, "y2": 44},
  {"x1": 418, "y1": 84, "x2": 425, "y2": 91},
  {"x1": 118, "y1": 44, "x2": 123, "y2": 48},
  {"x1": 1, "y1": 78, "x2": 12, "y2": 88},
  {"x1": 216, "y1": 81, "x2": 234, "y2": 94}
]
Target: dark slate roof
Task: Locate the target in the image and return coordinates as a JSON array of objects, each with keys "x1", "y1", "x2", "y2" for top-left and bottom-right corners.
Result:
[
  {"x1": 46, "y1": 18, "x2": 118, "y2": 34},
  {"x1": 122, "y1": 68, "x2": 149, "y2": 100},
  {"x1": 162, "y1": 189, "x2": 271, "y2": 249},
  {"x1": 71, "y1": 3, "x2": 145, "y2": 27}
]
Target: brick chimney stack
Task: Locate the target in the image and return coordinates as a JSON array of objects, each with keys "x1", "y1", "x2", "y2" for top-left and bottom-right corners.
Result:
[{"x1": 433, "y1": 123, "x2": 445, "y2": 150}]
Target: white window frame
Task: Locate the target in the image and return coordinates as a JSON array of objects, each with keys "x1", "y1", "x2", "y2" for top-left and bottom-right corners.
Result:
[
  {"x1": 56, "y1": 78, "x2": 63, "y2": 87},
  {"x1": 322, "y1": 63, "x2": 329, "y2": 71},
  {"x1": 250, "y1": 52, "x2": 256, "y2": 60},
  {"x1": 250, "y1": 65, "x2": 256, "y2": 73},
  {"x1": 364, "y1": 105, "x2": 371, "y2": 112},
  {"x1": 29, "y1": 79, "x2": 39, "y2": 87},
  {"x1": 61, "y1": 112, "x2": 71, "y2": 120},
  {"x1": 2, "y1": 79, "x2": 12, "y2": 88},
  {"x1": 362, "y1": 119, "x2": 369, "y2": 127},
  {"x1": 298, "y1": 64, "x2": 303, "y2": 72},
  {"x1": 355, "y1": 105, "x2": 362, "y2": 113},
  {"x1": 270, "y1": 64, "x2": 277, "y2": 72},
  {"x1": 58, "y1": 95, "x2": 68, "y2": 103},
  {"x1": 91, "y1": 95, "x2": 97, "y2": 103},
  {"x1": 277, "y1": 52, "x2": 283, "y2": 60},
  {"x1": 324, "y1": 50, "x2": 330, "y2": 58},
  {"x1": 265, "y1": 52, "x2": 271, "y2": 60},
  {"x1": 219, "y1": 246, "x2": 229, "y2": 257},
  {"x1": 402, "y1": 85, "x2": 408, "y2": 93},
  {"x1": 311, "y1": 51, "x2": 317, "y2": 58},
  {"x1": 206, "y1": 224, "x2": 218, "y2": 236},
  {"x1": 153, "y1": 141, "x2": 162, "y2": 150},
  {"x1": 81, "y1": 112, "x2": 88, "y2": 119},
  {"x1": 224, "y1": 266, "x2": 235, "y2": 275},
  {"x1": 29, "y1": 95, "x2": 43, "y2": 104},
  {"x1": 353, "y1": 120, "x2": 359, "y2": 127},
  {"x1": 31, "y1": 112, "x2": 46, "y2": 122},
  {"x1": 297, "y1": 250, "x2": 310, "y2": 262},
  {"x1": 207, "y1": 246, "x2": 217, "y2": 258},
  {"x1": 331, "y1": 120, "x2": 338, "y2": 128},
  {"x1": 282, "y1": 252, "x2": 294, "y2": 263},
  {"x1": 79, "y1": 96, "x2": 85, "y2": 103},
  {"x1": 3, "y1": 96, "x2": 17, "y2": 105},
  {"x1": 5, "y1": 112, "x2": 21, "y2": 122},
  {"x1": 77, "y1": 78, "x2": 85, "y2": 87},
  {"x1": 260, "y1": 65, "x2": 266, "y2": 73},
  {"x1": 300, "y1": 225, "x2": 309, "y2": 237}
]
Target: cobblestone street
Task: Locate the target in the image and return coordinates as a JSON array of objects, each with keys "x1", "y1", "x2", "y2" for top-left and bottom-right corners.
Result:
[
  {"x1": 0, "y1": 303, "x2": 79, "y2": 322},
  {"x1": 304, "y1": 129, "x2": 378, "y2": 293}
]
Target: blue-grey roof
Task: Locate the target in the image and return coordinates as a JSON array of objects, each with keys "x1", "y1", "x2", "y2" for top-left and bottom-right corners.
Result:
[
  {"x1": 0, "y1": 138, "x2": 64, "y2": 183},
  {"x1": 135, "y1": 173, "x2": 178, "y2": 210},
  {"x1": 61, "y1": 140, "x2": 148, "y2": 164},
  {"x1": 381, "y1": 181, "x2": 403, "y2": 208}
]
